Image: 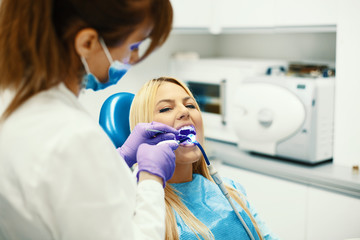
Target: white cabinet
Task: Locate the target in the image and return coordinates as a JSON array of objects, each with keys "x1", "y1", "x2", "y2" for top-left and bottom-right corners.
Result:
[
  {"x1": 171, "y1": 0, "x2": 213, "y2": 29},
  {"x1": 218, "y1": 164, "x2": 307, "y2": 240},
  {"x1": 217, "y1": 164, "x2": 360, "y2": 240},
  {"x1": 218, "y1": 0, "x2": 275, "y2": 28},
  {"x1": 306, "y1": 187, "x2": 360, "y2": 240},
  {"x1": 274, "y1": 0, "x2": 338, "y2": 27},
  {"x1": 171, "y1": 0, "x2": 338, "y2": 32}
]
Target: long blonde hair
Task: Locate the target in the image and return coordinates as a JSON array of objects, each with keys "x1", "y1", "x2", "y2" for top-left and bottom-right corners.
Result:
[{"x1": 130, "y1": 77, "x2": 263, "y2": 240}]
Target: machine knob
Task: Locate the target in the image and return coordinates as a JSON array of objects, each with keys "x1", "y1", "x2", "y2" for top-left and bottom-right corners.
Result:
[{"x1": 258, "y1": 108, "x2": 273, "y2": 128}]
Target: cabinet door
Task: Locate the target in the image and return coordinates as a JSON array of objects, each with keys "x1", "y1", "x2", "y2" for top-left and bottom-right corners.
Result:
[
  {"x1": 170, "y1": 0, "x2": 213, "y2": 29},
  {"x1": 274, "y1": 0, "x2": 338, "y2": 27},
  {"x1": 171, "y1": 0, "x2": 337, "y2": 31},
  {"x1": 307, "y1": 187, "x2": 360, "y2": 240},
  {"x1": 218, "y1": 165, "x2": 307, "y2": 240},
  {"x1": 218, "y1": 0, "x2": 275, "y2": 28}
]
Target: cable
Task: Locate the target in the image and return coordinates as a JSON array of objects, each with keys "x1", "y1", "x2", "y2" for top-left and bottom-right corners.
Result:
[
  {"x1": 193, "y1": 141, "x2": 210, "y2": 166},
  {"x1": 207, "y1": 164, "x2": 256, "y2": 240},
  {"x1": 193, "y1": 140, "x2": 257, "y2": 240}
]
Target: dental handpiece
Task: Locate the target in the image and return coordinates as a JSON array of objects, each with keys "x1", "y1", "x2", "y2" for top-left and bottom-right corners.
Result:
[
  {"x1": 146, "y1": 129, "x2": 192, "y2": 144},
  {"x1": 147, "y1": 126, "x2": 198, "y2": 145},
  {"x1": 146, "y1": 129, "x2": 166, "y2": 134}
]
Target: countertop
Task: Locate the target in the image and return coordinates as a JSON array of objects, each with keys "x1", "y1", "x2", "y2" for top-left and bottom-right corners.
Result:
[{"x1": 205, "y1": 139, "x2": 360, "y2": 199}]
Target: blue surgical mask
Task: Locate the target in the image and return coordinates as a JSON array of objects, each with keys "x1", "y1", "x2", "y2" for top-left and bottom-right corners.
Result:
[{"x1": 81, "y1": 38, "x2": 131, "y2": 91}]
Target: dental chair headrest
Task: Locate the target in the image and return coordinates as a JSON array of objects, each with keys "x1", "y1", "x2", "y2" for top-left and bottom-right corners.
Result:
[{"x1": 99, "y1": 92, "x2": 135, "y2": 148}]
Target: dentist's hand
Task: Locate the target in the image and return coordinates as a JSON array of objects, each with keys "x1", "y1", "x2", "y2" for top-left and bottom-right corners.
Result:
[
  {"x1": 117, "y1": 122, "x2": 178, "y2": 167},
  {"x1": 137, "y1": 140, "x2": 179, "y2": 187}
]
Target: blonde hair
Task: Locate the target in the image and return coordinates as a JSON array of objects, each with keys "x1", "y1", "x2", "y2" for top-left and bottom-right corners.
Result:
[{"x1": 130, "y1": 77, "x2": 263, "y2": 240}]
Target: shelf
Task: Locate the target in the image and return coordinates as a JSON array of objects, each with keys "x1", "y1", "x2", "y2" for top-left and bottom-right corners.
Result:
[{"x1": 172, "y1": 25, "x2": 337, "y2": 35}]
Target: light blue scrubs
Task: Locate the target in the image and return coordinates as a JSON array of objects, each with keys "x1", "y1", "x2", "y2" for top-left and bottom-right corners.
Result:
[{"x1": 170, "y1": 174, "x2": 279, "y2": 240}]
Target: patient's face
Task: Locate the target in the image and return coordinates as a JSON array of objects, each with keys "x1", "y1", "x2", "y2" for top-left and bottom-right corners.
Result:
[{"x1": 153, "y1": 82, "x2": 203, "y2": 165}]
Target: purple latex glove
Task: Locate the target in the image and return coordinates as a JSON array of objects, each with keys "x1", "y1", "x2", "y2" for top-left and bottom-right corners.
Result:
[
  {"x1": 137, "y1": 140, "x2": 179, "y2": 187},
  {"x1": 117, "y1": 122, "x2": 179, "y2": 167}
]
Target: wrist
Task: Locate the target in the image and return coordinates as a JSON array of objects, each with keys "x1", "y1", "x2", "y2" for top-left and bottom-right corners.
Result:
[
  {"x1": 117, "y1": 147, "x2": 134, "y2": 167},
  {"x1": 138, "y1": 171, "x2": 164, "y2": 187}
]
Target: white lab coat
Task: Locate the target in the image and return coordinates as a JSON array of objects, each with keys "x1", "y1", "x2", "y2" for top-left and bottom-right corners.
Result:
[{"x1": 0, "y1": 83, "x2": 165, "y2": 240}]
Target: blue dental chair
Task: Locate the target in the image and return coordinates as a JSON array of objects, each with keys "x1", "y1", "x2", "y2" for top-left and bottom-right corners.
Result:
[{"x1": 99, "y1": 92, "x2": 135, "y2": 148}]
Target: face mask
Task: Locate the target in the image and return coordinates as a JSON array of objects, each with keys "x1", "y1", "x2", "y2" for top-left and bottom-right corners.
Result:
[{"x1": 81, "y1": 38, "x2": 131, "y2": 91}]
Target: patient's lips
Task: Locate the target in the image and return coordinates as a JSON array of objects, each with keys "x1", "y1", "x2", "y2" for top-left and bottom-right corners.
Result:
[{"x1": 176, "y1": 125, "x2": 196, "y2": 146}]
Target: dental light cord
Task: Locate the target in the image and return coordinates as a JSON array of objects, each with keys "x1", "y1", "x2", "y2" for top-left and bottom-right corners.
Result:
[
  {"x1": 193, "y1": 141, "x2": 256, "y2": 240},
  {"x1": 207, "y1": 164, "x2": 256, "y2": 240}
]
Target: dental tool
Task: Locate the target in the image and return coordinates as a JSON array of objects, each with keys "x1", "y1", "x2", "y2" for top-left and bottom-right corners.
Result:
[
  {"x1": 146, "y1": 127, "x2": 257, "y2": 240},
  {"x1": 179, "y1": 129, "x2": 257, "y2": 240},
  {"x1": 207, "y1": 163, "x2": 256, "y2": 240},
  {"x1": 146, "y1": 128, "x2": 196, "y2": 144},
  {"x1": 146, "y1": 129, "x2": 167, "y2": 135},
  {"x1": 193, "y1": 143, "x2": 256, "y2": 240}
]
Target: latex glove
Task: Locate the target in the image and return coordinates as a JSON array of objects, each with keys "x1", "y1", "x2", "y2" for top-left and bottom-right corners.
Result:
[
  {"x1": 117, "y1": 122, "x2": 178, "y2": 167},
  {"x1": 137, "y1": 140, "x2": 179, "y2": 187}
]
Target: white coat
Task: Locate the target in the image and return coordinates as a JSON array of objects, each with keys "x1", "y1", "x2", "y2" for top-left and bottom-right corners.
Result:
[{"x1": 0, "y1": 83, "x2": 165, "y2": 240}]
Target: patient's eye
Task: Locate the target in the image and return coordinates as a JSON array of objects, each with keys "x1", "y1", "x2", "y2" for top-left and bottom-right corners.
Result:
[
  {"x1": 186, "y1": 104, "x2": 196, "y2": 109},
  {"x1": 159, "y1": 107, "x2": 171, "y2": 113}
]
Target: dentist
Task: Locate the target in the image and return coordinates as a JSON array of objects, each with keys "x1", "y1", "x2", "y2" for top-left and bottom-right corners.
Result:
[{"x1": 0, "y1": 0, "x2": 178, "y2": 239}]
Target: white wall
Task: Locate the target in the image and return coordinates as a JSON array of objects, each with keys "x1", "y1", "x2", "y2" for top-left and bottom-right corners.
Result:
[{"x1": 333, "y1": 0, "x2": 360, "y2": 167}]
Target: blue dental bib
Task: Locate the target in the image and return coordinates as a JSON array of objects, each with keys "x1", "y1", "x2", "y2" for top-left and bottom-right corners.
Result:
[{"x1": 170, "y1": 174, "x2": 260, "y2": 240}]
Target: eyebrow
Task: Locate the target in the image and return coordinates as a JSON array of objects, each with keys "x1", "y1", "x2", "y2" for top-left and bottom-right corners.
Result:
[{"x1": 155, "y1": 96, "x2": 193, "y2": 107}]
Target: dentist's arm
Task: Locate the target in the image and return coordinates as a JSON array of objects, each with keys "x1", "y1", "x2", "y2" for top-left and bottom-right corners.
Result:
[
  {"x1": 132, "y1": 140, "x2": 179, "y2": 239},
  {"x1": 138, "y1": 172, "x2": 163, "y2": 185}
]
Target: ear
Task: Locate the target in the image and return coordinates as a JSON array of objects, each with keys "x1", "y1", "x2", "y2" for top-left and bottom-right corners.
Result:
[{"x1": 74, "y1": 28, "x2": 100, "y2": 58}]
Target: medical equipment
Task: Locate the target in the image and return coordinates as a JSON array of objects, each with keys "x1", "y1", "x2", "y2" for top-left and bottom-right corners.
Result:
[
  {"x1": 170, "y1": 58, "x2": 288, "y2": 143},
  {"x1": 146, "y1": 127, "x2": 196, "y2": 144},
  {"x1": 232, "y1": 76, "x2": 335, "y2": 164},
  {"x1": 147, "y1": 127, "x2": 257, "y2": 240}
]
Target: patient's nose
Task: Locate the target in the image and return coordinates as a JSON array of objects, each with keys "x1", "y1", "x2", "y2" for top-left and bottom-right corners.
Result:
[{"x1": 177, "y1": 106, "x2": 190, "y2": 120}]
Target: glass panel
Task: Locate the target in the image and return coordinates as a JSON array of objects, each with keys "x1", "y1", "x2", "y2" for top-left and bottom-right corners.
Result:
[{"x1": 187, "y1": 81, "x2": 220, "y2": 114}]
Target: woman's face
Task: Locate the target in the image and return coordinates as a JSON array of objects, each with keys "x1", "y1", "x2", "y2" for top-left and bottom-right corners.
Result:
[
  {"x1": 87, "y1": 19, "x2": 153, "y2": 82},
  {"x1": 153, "y1": 82, "x2": 204, "y2": 165},
  {"x1": 108, "y1": 19, "x2": 153, "y2": 65}
]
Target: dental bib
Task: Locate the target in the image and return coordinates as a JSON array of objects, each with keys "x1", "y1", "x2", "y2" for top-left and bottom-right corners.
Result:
[{"x1": 170, "y1": 174, "x2": 260, "y2": 240}]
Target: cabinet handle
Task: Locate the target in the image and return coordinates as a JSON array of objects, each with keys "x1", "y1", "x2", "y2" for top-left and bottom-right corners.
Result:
[{"x1": 220, "y1": 79, "x2": 226, "y2": 125}]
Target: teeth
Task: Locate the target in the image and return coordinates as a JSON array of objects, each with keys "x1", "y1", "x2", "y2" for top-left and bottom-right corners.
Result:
[
  {"x1": 178, "y1": 125, "x2": 194, "y2": 130},
  {"x1": 176, "y1": 125, "x2": 196, "y2": 144},
  {"x1": 178, "y1": 125, "x2": 196, "y2": 136}
]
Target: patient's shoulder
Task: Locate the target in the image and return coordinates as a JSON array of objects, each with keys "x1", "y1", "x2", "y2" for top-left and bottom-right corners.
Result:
[{"x1": 223, "y1": 177, "x2": 247, "y2": 196}]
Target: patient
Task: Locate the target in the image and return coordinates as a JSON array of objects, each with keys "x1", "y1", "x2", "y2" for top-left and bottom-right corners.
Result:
[{"x1": 129, "y1": 77, "x2": 277, "y2": 240}]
